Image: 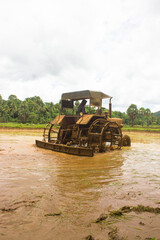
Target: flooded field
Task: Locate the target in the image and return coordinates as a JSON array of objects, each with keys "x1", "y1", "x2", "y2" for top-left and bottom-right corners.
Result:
[{"x1": 0, "y1": 130, "x2": 160, "y2": 240}]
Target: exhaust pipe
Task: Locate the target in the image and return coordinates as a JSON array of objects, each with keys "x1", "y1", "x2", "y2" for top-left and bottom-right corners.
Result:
[{"x1": 109, "y1": 97, "x2": 112, "y2": 118}]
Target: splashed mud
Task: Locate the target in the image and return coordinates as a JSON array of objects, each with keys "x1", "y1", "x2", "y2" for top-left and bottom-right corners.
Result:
[{"x1": 0, "y1": 131, "x2": 160, "y2": 240}]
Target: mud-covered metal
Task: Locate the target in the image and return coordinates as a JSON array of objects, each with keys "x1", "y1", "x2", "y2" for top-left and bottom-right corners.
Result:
[
  {"x1": 36, "y1": 140, "x2": 94, "y2": 157},
  {"x1": 36, "y1": 90, "x2": 131, "y2": 156}
]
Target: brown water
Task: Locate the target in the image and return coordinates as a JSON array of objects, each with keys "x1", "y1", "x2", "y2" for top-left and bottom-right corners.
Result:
[{"x1": 0, "y1": 131, "x2": 160, "y2": 240}]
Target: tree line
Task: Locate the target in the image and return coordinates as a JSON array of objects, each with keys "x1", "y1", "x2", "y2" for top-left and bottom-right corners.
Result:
[{"x1": 0, "y1": 94, "x2": 159, "y2": 126}]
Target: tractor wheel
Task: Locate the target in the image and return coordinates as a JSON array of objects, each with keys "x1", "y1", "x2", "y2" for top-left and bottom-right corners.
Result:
[
  {"x1": 42, "y1": 123, "x2": 51, "y2": 142},
  {"x1": 48, "y1": 124, "x2": 59, "y2": 142},
  {"x1": 102, "y1": 121, "x2": 122, "y2": 149},
  {"x1": 88, "y1": 119, "x2": 123, "y2": 152},
  {"x1": 88, "y1": 118, "x2": 107, "y2": 152},
  {"x1": 122, "y1": 135, "x2": 131, "y2": 146}
]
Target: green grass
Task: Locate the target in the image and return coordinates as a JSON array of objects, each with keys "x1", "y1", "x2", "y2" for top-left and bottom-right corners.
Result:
[
  {"x1": 44, "y1": 210, "x2": 62, "y2": 217},
  {"x1": 95, "y1": 205, "x2": 160, "y2": 224},
  {"x1": 0, "y1": 122, "x2": 160, "y2": 132},
  {"x1": 123, "y1": 125, "x2": 160, "y2": 132},
  {"x1": 0, "y1": 122, "x2": 46, "y2": 129}
]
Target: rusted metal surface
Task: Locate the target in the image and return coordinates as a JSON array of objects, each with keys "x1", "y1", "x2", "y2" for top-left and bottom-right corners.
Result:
[
  {"x1": 50, "y1": 115, "x2": 65, "y2": 125},
  {"x1": 108, "y1": 118, "x2": 123, "y2": 127},
  {"x1": 35, "y1": 140, "x2": 94, "y2": 157},
  {"x1": 76, "y1": 114, "x2": 105, "y2": 125},
  {"x1": 51, "y1": 115, "x2": 79, "y2": 126},
  {"x1": 76, "y1": 114, "x2": 94, "y2": 125},
  {"x1": 87, "y1": 119, "x2": 122, "y2": 151}
]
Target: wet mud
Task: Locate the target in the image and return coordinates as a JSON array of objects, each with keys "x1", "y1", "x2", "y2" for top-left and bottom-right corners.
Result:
[{"x1": 0, "y1": 131, "x2": 160, "y2": 240}]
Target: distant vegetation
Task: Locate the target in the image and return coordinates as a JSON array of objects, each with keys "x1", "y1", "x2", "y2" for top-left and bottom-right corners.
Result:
[
  {"x1": 154, "y1": 111, "x2": 160, "y2": 117},
  {"x1": 0, "y1": 94, "x2": 160, "y2": 127}
]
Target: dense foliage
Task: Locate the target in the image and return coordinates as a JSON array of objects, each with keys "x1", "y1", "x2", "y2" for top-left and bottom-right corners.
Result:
[
  {"x1": 0, "y1": 94, "x2": 60, "y2": 124},
  {"x1": 0, "y1": 94, "x2": 159, "y2": 126}
]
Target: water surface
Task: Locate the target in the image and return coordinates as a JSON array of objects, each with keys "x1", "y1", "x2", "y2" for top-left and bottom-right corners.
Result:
[{"x1": 0, "y1": 131, "x2": 160, "y2": 240}]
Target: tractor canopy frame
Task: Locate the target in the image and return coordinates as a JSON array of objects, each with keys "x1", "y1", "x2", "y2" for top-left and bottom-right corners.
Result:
[{"x1": 61, "y1": 90, "x2": 112, "y2": 117}]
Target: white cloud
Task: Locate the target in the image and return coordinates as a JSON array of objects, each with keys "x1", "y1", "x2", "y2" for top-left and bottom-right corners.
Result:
[{"x1": 0, "y1": 0, "x2": 160, "y2": 112}]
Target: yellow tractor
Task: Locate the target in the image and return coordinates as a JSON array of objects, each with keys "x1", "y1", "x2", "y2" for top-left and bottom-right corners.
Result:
[{"x1": 36, "y1": 90, "x2": 131, "y2": 156}]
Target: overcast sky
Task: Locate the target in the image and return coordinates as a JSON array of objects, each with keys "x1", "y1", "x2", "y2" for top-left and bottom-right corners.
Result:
[{"x1": 0, "y1": 0, "x2": 160, "y2": 112}]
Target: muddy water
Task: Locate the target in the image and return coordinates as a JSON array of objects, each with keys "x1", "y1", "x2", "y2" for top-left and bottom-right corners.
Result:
[{"x1": 0, "y1": 131, "x2": 160, "y2": 240}]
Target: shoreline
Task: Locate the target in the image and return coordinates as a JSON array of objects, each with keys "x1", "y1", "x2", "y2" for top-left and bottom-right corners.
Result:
[
  {"x1": 123, "y1": 129, "x2": 160, "y2": 133},
  {"x1": 0, "y1": 126, "x2": 160, "y2": 133},
  {"x1": 0, "y1": 127, "x2": 43, "y2": 132}
]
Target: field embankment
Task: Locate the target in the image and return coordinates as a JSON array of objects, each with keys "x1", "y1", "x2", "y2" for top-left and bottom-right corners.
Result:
[
  {"x1": 1, "y1": 122, "x2": 160, "y2": 133},
  {"x1": 123, "y1": 125, "x2": 160, "y2": 133},
  {"x1": 0, "y1": 122, "x2": 46, "y2": 129}
]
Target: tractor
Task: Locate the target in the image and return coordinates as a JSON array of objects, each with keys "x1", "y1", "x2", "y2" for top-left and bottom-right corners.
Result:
[{"x1": 36, "y1": 90, "x2": 131, "y2": 156}]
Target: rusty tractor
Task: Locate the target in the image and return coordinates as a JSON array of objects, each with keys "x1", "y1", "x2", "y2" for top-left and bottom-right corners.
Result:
[{"x1": 36, "y1": 90, "x2": 131, "y2": 156}]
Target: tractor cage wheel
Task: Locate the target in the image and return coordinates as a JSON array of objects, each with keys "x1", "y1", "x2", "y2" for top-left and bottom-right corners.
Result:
[
  {"x1": 48, "y1": 124, "x2": 59, "y2": 142},
  {"x1": 88, "y1": 119, "x2": 122, "y2": 152},
  {"x1": 103, "y1": 121, "x2": 122, "y2": 148}
]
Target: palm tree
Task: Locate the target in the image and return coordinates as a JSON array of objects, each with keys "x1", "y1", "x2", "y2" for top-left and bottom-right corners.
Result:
[
  {"x1": 145, "y1": 108, "x2": 151, "y2": 126},
  {"x1": 139, "y1": 107, "x2": 145, "y2": 126},
  {"x1": 127, "y1": 104, "x2": 138, "y2": 127}
]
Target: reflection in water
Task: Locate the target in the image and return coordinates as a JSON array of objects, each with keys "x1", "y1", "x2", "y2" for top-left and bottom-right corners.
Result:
[{"x1": 50, "y1": 151, "x2": 124, "y2": 214}]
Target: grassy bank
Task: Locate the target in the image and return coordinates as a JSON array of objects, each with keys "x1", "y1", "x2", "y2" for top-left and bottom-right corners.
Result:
[
  {"x1": 123, "y1": 125, "x2": 160, "y2": 132},
  {"x1": 0, "y1": 122, "x2": 46, "y2": 129},
  {"x1": 0, "y1": 122, "x2": 160, "y2": 132}
]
